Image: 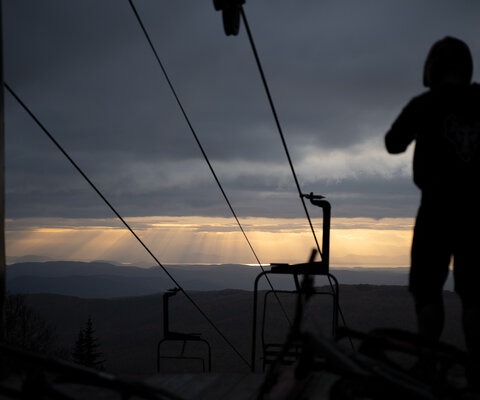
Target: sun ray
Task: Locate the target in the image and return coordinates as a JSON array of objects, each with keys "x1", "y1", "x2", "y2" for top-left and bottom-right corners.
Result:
[{"x1": 6, "y1": 216, "x2": 414, "y2": 267}]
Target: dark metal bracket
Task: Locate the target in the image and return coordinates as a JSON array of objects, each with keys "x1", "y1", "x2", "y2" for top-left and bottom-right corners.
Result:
[{"x1": 156, "y1": 288, "x2": 212, "y2": 372}]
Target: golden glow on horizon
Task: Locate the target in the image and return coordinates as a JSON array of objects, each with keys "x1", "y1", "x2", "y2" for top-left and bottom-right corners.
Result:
[{"x1": 6, "y1": 216, "x2": 413, "y2": 267}]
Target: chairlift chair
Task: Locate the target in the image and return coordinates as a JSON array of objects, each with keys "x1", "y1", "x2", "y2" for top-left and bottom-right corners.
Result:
[
  {"x1": 250, "y1": 194, "x2": 340, "y2": 372},
  {"x1": 156, "y1": 288, "x2": 212, "y2": 373}
]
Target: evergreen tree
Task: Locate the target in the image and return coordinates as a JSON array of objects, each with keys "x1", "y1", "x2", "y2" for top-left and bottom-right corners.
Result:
[
  {"x1": 5, "y1": 293, "x2": 58, "y2": 355},
  {"x1": 71, "y1": 315, "x2": 105, "y2": 370},
  {"x1": 3, "y1": 293, "x2": 66, "y2": 374},
  {"x1": 71, "y1": 329, "x2": 86, "y2": 366}
]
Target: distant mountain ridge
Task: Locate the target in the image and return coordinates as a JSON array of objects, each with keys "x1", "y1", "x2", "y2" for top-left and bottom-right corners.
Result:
[
  {"x1": 23, "y1": 286, "x2": 464, "y2": 376},
  {"x1": 6, "y1": 260, "x2": 454, "y2": 298}
]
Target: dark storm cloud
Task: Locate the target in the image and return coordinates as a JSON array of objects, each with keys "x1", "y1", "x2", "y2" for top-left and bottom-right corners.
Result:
[{"x1": 4, "y1": 0, "x2": 480, "y2": 220}]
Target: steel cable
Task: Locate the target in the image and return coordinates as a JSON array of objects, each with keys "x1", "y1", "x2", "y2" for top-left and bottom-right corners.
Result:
[
  {"x1": 128, "y1": 0, "x2": 293, "y2": 327},
  {"x1": 240, "y1": 8, "x2": 323, "y2": 259},
  {"x1": 4, "y1": 82, "x2": 252, "y2": 368},
  {"x1": 239, "y1": 7, "x2": 353, "y2": 343}
]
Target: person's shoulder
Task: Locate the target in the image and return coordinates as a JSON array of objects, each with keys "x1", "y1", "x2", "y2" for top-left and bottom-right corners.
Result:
[
  {"x1": 461, "y1": 83, "x2": 480, "y2": 102},
  {"x1": 411, "y1": 84, "x2": 479, "y2": 102},
  {"x1": 470, "y1": 82, "x2": 480, "y2": 93},
  {"x1": 402, "y1": 90, "x2": 432, "y2": 110}
]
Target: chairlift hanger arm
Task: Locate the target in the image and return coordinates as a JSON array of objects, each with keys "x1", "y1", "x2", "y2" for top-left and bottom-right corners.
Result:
[
  {"x1": 301, "y1": 192, "x2": 329, "y2": 208},
  {"x1": 301, "y1": 192, "x2": 325, "y2": 201}
]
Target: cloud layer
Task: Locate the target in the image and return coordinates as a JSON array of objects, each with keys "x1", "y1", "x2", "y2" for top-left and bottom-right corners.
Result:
[{"x1": 4, "y1": 0, "x2": 480, "y2": 223}]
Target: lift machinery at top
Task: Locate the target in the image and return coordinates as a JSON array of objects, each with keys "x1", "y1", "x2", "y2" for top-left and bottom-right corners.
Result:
[{"x1": 213, "y1": 0, "x2": 245, "y2": 36}]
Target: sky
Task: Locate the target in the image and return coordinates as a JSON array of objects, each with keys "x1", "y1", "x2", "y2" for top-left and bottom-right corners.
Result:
[{"x1": 3, "y1": 0, "x2": 480, "y2": 268}]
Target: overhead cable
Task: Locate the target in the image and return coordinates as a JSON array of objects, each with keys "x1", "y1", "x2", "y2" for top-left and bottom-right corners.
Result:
[
  {"x1": 128, "y1": 0, "x2": 292, "y2": 327},
  {"x1": 239, "y1": 8, "x2": 323, "y2": 259},
  {"x1": 4, "y1": 82, "x2": 251, "y2": 369},
  {"x1": 237, "y1": 7, "x2": 353, "y2": 344}
]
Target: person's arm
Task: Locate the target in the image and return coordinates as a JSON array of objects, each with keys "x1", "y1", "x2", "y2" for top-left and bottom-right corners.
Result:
[{"x1": 385, "y1": 100, "x2": 418, "y2": 154}]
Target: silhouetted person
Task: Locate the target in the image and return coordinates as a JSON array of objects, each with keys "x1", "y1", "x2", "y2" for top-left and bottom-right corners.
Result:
[{"x1": 385, "y1": 36, "x2": 480, "y2": 385}]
